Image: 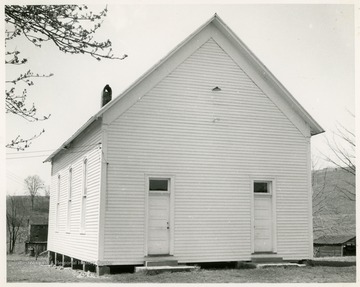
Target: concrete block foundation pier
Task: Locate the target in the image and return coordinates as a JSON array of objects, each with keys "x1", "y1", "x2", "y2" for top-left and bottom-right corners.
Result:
[{"x1": 47, "y1": 251, "x2": 110, "y2": 276}]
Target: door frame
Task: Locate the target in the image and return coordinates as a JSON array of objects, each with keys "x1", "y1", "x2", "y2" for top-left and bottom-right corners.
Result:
[
  {"x1": 144, "y1": 174, "x2": 175, "y2": 256},
  {"x1": 250, "y1": 177, "x2": 277, "y2": 254}
]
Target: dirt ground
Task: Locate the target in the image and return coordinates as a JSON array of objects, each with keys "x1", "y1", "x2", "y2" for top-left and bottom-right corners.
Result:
[{"x1": 7, "y1": 254, "x2": 356, "y2": 283}]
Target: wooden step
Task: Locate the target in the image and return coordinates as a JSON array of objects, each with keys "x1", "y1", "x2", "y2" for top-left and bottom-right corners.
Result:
[
  {"x1": 145, "y1": 260, "x2": 178, "y2": 267},
  {"x1": 135, "y1": 265, "x2": 196, "y2": 273},
  {"x1": 144, "y1": 255, "x2": 178, "y2": 267},
  {"x1": 251, "y1": 254, "x2": 283, "y2": 263},
  {"x1": 256, "y1": 262, "x2": 306, "y2": 268}
]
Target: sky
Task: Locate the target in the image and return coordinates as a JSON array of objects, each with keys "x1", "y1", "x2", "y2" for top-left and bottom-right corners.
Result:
[{"x1": 4, "y1": 2, "x2": 356, "y2": 195}]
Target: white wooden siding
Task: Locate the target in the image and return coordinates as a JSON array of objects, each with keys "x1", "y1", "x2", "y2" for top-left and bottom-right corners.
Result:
[
  {"x1": 48, "y1": 120, "x2": 102, "y2": 262},
  {"x1": 102, "y1": 38, "x2": 311, "y2": 264}
]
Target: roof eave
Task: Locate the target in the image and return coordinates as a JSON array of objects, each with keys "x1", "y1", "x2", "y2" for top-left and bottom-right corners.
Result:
[
  {"x1": 314, "y1": 235, "x2": 356, "y2": 245},
  {"x1": 43, "y1": 115, "x2": 101, "y2": 163}
]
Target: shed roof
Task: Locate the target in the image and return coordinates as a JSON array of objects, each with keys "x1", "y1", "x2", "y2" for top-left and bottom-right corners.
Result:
[
  {"x1": 314, "y1": 235, "x2": 356, "y2": 245},
  {"x1": 44, "y1": 13, "x2": 324, "y2": 163},
  {"x1": 29, "y1": 215, "x2": 48, "y2": 225}
]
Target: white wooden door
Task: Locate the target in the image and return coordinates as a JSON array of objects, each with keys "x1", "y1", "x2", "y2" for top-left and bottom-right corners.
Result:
[
  {"x1": 148, "y1": 192, "x2": 170, "y2": 255},
  {"x1": 254, "y1": 195, "x2": 273, "y2": 252}
]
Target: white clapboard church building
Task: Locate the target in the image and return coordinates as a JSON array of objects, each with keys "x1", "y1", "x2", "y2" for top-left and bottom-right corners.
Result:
[{"x1": 45, "y1": 14, "x2": 324, "y2": 275}]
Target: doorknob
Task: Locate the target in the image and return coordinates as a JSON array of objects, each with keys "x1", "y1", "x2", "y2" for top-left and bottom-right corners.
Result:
[{"x1": 167, "y1": 221, "x2": 170, "y2": 230}]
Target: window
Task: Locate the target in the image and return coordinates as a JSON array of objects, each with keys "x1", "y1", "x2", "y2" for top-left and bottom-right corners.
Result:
[
  {"x1": 149, "y1": 179, "x2": 168, "y2": 191},
  {"x1": 57, "y1": 174, "x2": 61, "y2": 199},
  {"x1": 254, "y1": 181, "x2": 271, "y2": 193},
  {"x1": 68, "y1": 167, "x2": 73, "y2": 199},
  {"x1": 80, "y1": 159, "x2": 87, "y2": 233},
  {"x1": 56, "y1": 174, "x2": 61, "y2": 231},
  {"x1": 83, "y1": 159, "x2": 88, "y2": 196},
  {"x1": 67, "y1": 167, "x2": 72, "y2": 232}
]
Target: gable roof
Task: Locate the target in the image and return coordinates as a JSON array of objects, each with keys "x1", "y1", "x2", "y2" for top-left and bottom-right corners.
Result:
[
  {"x1": 44, "y1": 14, "x2": 324, "y2": 163},
  {"x1": 314, "y1": 235, "x2": 356, "y2": 245}
]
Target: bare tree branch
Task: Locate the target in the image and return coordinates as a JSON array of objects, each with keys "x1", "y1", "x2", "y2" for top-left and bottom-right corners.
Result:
[
  {"x1": 24, "y1": 175, "x2": 44, "y2": 210},
  {"x1": 5, "y1": 5, "x2": 127, "y2": 150},
  {"x1": 321, "y1": 113, "x2": 356, "y2": 182},
  {"x1": 6, "y1": 131, "x2": 45, "y2": 151}
]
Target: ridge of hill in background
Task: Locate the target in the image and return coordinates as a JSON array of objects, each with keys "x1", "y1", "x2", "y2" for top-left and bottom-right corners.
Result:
[
  {"x1": 7, "y1": 195, "x2": 50, "y2": 223},
  {"x1": 312, "y1": 167, "x2": 356, "y2": 240}
]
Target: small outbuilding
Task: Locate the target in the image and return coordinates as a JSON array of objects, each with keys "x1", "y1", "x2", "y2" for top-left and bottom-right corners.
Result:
[
  {"x1": 44, "y1": 14, "x2": 324, "y2": 274},
  {"x1": 25, "y1": 217, "x2": 48, "y2": 256},
  {"x1": 314, "y1": 235, "x2": 356, "y2": 257}
]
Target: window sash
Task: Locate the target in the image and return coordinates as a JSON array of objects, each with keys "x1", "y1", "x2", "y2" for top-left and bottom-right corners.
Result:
[
  {"x1": 68, "y1": 168, "x2": 72, "y2": 200},
  {"x1": 81, "y1": 159, "x2": 88, "y2": 233},
  {"x1": 149, "y1": 179, "x2": 169, "y2": 191},
  {"x1": 80, "y1": 197, "x2": 86, "y2": 233},
  {"x1": 66, "y1": 201, "x2": 71, "y2": 232},
  {"x1": 83, "y1": 160, "x2": 87, "y2": 196},
  {"x1": 254, "y1": 181, "x2": 272, "y2": 194},
  {"x1": 57, "y1": 175, "x2": 61, "y2": 203}
]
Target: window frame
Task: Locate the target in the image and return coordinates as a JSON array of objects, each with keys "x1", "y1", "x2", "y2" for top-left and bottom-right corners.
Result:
[
  {"x1": 253, "y1": 181, "x2": 272, "y2": 194},
  {"x1": 144, "y1": 174, "x2": 175, "y2": 255},
  {"x1": 80, "y1": 158, "x2": 88, "y2": 234},
  {"x1": 66, "y1": 167, "x2": 73, "y2": 233},
  {"x1": 83, "y1": 158, "x2": 88, "y2": 197},
  {"x1": 68, "y1": 167, "x2": 73, "y2": 201},
  {"x1": 149, "y1": 178, "x2": 169, "y2": 192},
  {"x1": 250, "y1": 177, "x2": 277, "y2": 253},
  {"x1": 55, "y1": 173, "x2": 61, "y2": 232}
]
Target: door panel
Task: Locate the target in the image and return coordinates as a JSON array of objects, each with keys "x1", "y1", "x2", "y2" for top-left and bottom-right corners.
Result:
[
  {"x1": 254, "y1": 195, "x2": 272, "y2": 252},
  {"x1": 148, "y1": 192, "x2": 170, "y2": 255}
]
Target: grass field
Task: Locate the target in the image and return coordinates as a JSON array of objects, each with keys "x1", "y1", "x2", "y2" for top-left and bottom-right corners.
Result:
[{"x1": 7, "y1": 254, "x2": 356, "y2": 283}]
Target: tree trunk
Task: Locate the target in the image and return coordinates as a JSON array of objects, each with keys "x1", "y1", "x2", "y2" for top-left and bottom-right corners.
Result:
[
  {"x1": 8, "y1": 235, "x2": 12, "y2": 254},
  {"x1": 10, "y1": 228, "x2": 16, "y2": 254}
]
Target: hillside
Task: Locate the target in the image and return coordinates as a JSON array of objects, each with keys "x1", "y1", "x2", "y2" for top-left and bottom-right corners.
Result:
[
  {"x1": 312, "y1": 168, "x2": 356, "y2": 239},
  {"x1": 7, "y1": 195, "x2": 50, "y2": 222}
]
